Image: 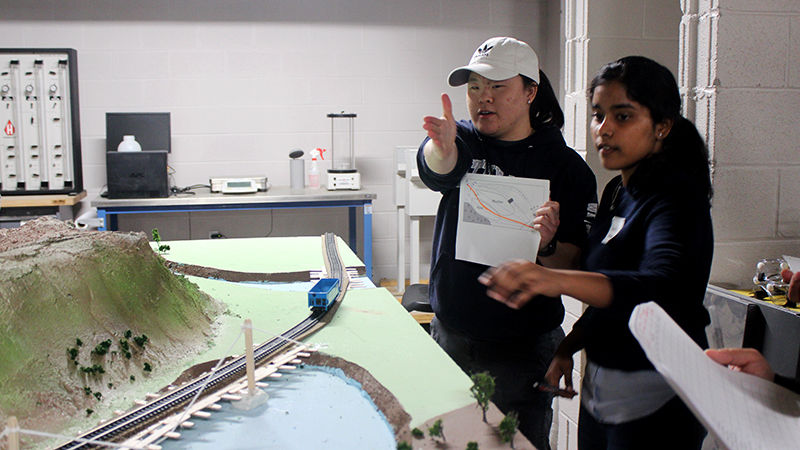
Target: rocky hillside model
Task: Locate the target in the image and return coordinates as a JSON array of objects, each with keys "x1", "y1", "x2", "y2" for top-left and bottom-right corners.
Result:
[{"x1": 0, "y1": 217, "x2": 225, "y2": 441}]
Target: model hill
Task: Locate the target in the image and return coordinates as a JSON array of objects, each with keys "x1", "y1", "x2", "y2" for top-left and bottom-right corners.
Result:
[{"x1": 0, "y1": 217, "x2": 225, "y2": 442}]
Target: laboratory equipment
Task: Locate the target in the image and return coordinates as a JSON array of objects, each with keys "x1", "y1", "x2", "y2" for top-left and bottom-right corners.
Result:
[
  {"x1": 1, "y1": 48, "x2": 83, "y2": 195},
  {"x1": 753, "y1": 257, "x2": 789, "y2": 300},
  {"x1": 105, "y1": 112, "x2": 171, "y2": 198},
  {"x1": 210, "y1": 176, "x2": 268, "y2": 194},
  {"x1": 326, "y1": 112, "x2": 360, "y2": 190}
]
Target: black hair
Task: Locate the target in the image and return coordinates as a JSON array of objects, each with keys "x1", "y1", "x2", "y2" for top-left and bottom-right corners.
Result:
[
  {"x1": 522, "y1": 70, "x2": 564, "y2": 131},
  {"x1": 588, "y1": 56, "x2": 712, "y2": 201}
]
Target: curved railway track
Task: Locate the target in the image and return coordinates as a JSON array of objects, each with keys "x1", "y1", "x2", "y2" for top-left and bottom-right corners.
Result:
[{"x1": 55, "y1": 233, "x2": 349, "y2": 449}]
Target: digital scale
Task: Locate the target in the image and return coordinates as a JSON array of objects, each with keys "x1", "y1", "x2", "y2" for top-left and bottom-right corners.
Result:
[
  {"x1": 210, "y1": 176, "x2": 268, "y2": 194},
  {"x1": 326, "y1": 112, "x2": 360, "y2": 190}
]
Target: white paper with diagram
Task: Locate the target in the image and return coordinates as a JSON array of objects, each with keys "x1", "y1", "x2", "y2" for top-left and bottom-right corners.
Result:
[{"x1": 455, "y1": 173, "x2": 549, "y2": 267}]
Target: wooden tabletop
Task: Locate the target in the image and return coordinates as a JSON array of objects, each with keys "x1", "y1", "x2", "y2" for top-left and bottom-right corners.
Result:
[{"x1": 0, "y1": 191, "x2": 86, "y2": 208}]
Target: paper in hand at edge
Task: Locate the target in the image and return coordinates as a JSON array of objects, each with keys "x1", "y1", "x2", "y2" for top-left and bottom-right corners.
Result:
[{"x1": 629, "y1": 301, "x2": 800, "y2": 450}]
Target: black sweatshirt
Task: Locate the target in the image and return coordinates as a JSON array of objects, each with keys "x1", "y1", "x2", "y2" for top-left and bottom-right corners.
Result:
[
  {"x1": 576, "y1": 173, "x2": 713, "y2": 370},
  {"x1": 418, "y1": 121, "x2": 597, "y2": 342}
]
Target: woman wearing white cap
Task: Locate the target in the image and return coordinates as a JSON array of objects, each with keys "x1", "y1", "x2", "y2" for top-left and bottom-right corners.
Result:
[{"x1": 417, "y1": 37, "x2": 597, "y2": 449}]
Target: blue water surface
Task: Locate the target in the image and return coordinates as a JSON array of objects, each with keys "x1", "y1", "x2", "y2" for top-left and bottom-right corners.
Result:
[{"x1": 160, "y1": 366, "x2": 395, "y2": 450}]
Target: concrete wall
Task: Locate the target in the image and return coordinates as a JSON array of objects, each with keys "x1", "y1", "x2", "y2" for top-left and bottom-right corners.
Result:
[
  {"x1": 0, "y1": 0, "x2": 555, "y2": 283},
  {"x1": 683, "y1": 0, "x2": 800, "y2": 288},
  {"x1": 579, "y1": 0, "x2": 684, "y2": 198}
]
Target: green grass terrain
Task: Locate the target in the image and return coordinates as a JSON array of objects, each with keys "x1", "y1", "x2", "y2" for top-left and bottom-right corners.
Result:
[{"x1": 0, "y1": 228, "x2": 225, "y2": 446}]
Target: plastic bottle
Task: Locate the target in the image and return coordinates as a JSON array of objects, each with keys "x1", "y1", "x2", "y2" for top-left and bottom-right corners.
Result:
[
  {"x1": 308, "y1": 148, "x2": 326, "y2": 189},
  {"x1": 117, "y1": 135, "x2": 142, "y2": 152}
]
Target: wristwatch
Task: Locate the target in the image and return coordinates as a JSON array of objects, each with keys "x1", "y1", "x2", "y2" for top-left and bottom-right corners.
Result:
[{"x1": 538, "y1": 239, "x2": 557, "y2": 257}]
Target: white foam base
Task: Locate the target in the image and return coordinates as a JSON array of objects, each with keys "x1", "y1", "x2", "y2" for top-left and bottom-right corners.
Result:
[{"x1": 230, "y1": 388, "x2": 269, "y2": 411}]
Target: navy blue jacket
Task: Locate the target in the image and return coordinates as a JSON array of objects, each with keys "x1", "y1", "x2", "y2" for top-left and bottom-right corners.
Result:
[
  {"x1": 576, "y1": 173, "x2": 713, "y2": 370},
  {"x1": 418, "y1": 121, "x2": 597, "y2": 342}
]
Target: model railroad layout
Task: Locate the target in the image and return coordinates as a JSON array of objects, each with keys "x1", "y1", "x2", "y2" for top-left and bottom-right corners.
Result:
[{"x1": 55, "y1": 232, "x2": 350, "y2": 449}]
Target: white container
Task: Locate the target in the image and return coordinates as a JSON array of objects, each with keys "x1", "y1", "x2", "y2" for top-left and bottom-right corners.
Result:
[
  {"x1": 308, "y1": 148, "x2": 323, "y2": 189},
  {"x1": 117, "y1": 135, "x2": 142, "y2": 152}
]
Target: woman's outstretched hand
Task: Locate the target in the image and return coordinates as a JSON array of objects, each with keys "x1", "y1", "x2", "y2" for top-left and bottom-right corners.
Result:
[{"x1": 479, "y1": 259, "x2": 560, "y2": 309}]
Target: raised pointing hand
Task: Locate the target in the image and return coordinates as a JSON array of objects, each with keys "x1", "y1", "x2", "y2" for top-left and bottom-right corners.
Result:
[{"x1": 422, "y1": 93, "x2": 458, "y2": 157}]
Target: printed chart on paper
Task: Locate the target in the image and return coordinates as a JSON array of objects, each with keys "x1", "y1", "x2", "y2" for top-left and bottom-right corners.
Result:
[
  {"x1": 461, "y1": 176, "x2": 548, "y2": 231},
  {"x1": 456, "y1": 173, "x2": 549, "y2": 267}
]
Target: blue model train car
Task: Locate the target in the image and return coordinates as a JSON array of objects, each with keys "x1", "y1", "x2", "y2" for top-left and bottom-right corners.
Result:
[{"x1": 308, "y1": 278, "x2": 341, "y2": 310}]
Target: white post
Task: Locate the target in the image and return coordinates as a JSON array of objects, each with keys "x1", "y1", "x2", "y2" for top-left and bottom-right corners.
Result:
[
  {"x1": 396, "y1": 205, "x2": 406, "y2": 295},
  {"x1": 7, "y1": 416, "x2": 19, "y2": 450},
  {"x1": 243, "y1": 319, "x2": 256, "y2": 395},
  {"x1": 410, "y1": 216, "x2": 421, "y2": 284}
]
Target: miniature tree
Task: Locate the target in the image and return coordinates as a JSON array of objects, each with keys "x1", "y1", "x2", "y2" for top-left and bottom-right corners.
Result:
[
  {"x1": 466, "y1": 442, "x2": 479, "y2": 450},
  {"x1": 133, "y1": 334, "x2": 149, "y2": 348},
  {"x1": 498, "y1": 411, "x2": 519, "y2": 449},
  {"x1": 80, "y1": 364, "x2": 105, "y2": 376},
  {"x1": 119, "y1": 338, "x2": 132, "y2": 359},
  {"x1": 411, "y1": 427, "x2": 424, "y2": 439},
  {"x1": 470, "y1": 371, "x2": 496, "y2": 423},
  {"x1": 151, "y1": 228, "x2": 170, "y2": 254},
  {"x1": 428, "y1": 418, "x2": 446, "y2": 442},
  {"x1": 92, "y1": 339, "x2": 112, "y2": 356},
  {"x1": 397, "y1": 442, "x2": 412, "y2": 450}
]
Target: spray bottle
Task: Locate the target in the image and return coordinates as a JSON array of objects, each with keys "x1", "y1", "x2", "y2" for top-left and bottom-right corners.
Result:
[{"x1": 308, "y1": 148, "x2": 326, "y2": 189}]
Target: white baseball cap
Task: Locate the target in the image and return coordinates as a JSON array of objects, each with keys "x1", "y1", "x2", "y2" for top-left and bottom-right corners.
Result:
[{"x1": 448, "y1": 37, "x2": 540, "y2": 86}]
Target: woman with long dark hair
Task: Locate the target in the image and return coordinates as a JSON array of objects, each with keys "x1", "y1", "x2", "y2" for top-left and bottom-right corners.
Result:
[
  {"x1": 418, "y1": 37, "x2": 597, "y2": 449},
  {"x1": 480, "y1": 56, "x2": 713, "y2": 448}
]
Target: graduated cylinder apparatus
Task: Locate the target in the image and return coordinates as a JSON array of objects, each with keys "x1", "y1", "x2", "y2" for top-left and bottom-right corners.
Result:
[{"x1": 326, "y1": 112, "x2": 360, "y2": 190}]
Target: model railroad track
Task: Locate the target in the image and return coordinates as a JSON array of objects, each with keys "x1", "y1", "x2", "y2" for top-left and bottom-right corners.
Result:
[{"x1": 55, "y1": 233, "x2": 348, "y2": 449}]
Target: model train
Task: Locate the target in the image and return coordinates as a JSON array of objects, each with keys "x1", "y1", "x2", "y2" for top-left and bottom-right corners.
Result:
[{"x1": 308, "y1": 278, "x2": 341, "y2": 310}]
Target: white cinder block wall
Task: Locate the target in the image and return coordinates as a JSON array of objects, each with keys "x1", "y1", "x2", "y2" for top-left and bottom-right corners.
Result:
[
  {"x1": 0, "y1": 0, "x2": 555, "y2": 283},
  {"x1": 683, "y1": 0, "x2": 800, "y2": 288}
]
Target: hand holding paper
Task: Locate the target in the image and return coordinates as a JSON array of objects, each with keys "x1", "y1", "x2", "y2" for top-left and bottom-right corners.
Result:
[{"x1": 629, "y1": 302, "x2": 800, "y2": 450}]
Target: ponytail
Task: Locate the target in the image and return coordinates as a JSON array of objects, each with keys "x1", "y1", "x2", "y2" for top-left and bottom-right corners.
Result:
[
  {"x1": 662, "y1": 117, "x2": 713, "y2": 201},
  {"x1": 523, "y1": 70, "x2": 564, "y2": 130}
]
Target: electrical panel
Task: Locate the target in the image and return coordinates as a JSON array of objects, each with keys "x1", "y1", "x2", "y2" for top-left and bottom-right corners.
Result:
[{"x1": 0, "y1": 48, "x2": 82, "y2": 195}]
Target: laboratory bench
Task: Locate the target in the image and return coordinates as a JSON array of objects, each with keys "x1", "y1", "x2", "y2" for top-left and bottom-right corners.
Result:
[
  {"x1": 0, "y1": 190, "x2": 86, "y2": 226},
  {"x1": 92, "y1": 187, "x2": 376, "y2": 279}
]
